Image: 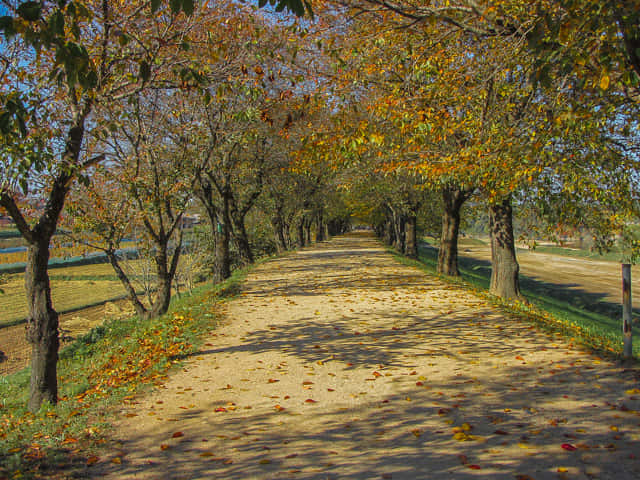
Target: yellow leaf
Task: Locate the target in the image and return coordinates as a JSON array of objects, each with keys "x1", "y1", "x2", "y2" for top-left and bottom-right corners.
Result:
[{"x1": 600, "y1": 74, "x2": 610, "y2": 90}]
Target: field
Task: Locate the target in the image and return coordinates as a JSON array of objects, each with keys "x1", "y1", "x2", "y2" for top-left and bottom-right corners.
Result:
[{"x1": 0, "y1": 262, "x2": 141, "y2": 328}]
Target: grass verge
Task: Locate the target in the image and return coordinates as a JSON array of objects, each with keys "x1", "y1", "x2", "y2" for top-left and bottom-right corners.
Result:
[
  {"x1": 0, "y1": 264, "x2": 252, "y2": 480},
  {"x1": 393, "y1": 243, "x2": 638, "y2": 360}
]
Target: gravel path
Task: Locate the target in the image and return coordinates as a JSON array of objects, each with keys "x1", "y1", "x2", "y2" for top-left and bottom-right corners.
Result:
[{"x1": 98, "y1": 233, "x2": 640, "y2": 480}]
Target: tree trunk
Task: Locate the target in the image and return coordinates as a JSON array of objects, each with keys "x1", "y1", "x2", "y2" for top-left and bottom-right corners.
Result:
[
  {"x1": 107, "y1": 250, "x2": 147, "y2": 318},
  {"x1": 489, "y1": 196, "x2": 522, "y2": 300},
  {"x1": 304, "y1": 218, "x2": 312, "y2": 245},
  {"x1": 146, "y1": 240, "x2": 175, "y2": 319},
  {"x1": 297, "y1": 217, "x2": 306, "y2": 248},
  {"x1": 271, "y1": 215, "x2": 287, "y2": 253},
  {"x1": 392, "y1": 210, "x2": 406, "y2": 254},
  {"x1": 316, "y1": 210, "x2": 325, "y2": 242},
  {"x1": 383, "y1": 217, "x2": 394, "y2": 245},
  {"x1": 438, "y1": 187, "x2": 469, "y2": 276},
  {"x1": 231, "y1": 215, "x2": 254, "y2": 264},
  {"x1": 24, "y1": 240, "x2": 59, "y2": 411},
  {"x1": 405, "y1": 213, "x2": 418, "y2": 258},
  {"x1": 215, "y1": 191, "x2": 232, "y2": 282}
]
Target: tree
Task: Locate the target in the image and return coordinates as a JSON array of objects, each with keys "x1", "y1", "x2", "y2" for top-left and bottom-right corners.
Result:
[{"x1": 68, "y1": 90, "x2": 194, "y2": 320}]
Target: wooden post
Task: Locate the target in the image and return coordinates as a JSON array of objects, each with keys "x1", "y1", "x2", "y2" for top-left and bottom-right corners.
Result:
[{"x1": 622, "y1": 263, "x2": 633, "y2": 359}]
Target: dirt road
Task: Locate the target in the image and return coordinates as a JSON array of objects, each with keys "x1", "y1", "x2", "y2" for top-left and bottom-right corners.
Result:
[
  {"x1": 458, "y1": 240, "x2": 640, "y2": 310},
  {"x1": 97, "y1": 233, "x2": 640, "y2": 480}
]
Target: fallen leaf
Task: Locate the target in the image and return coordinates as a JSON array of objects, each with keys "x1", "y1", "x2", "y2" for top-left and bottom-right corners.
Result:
[
  {"x1": 468, "y1": 464, "x2": 481, "y2": 470},
  {"x1": 259, "y1": 459, "x2": 271, "y2": 464},
  {"x1": 561, "y1": 443, "x2": 577, "y2": 451},
  {"x1": 160, "y1": 444, "x2": 170, "y2": 450},
  {"x1": 111, "y1": 457, "x2": 122, "y2": 464},
  {"x1": 199, "y1": 452, "x2": 215, "y2": 457},
  {"x1": 268, "y1": 379, "x2": 279, "y2": 383},
  {"x1": 172, "y1": 432, "x2": 184, "y2": 438},
  {"x1": 87, "y1": 456, "x2": 99, "y2": 466},
  {"x1": 305, "y1": 399, "x2": 317, "y2": 403}
]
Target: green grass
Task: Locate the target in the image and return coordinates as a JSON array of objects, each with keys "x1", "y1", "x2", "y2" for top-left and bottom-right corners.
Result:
[
  {"x1": 406, "y1": 242, "x2": 639, "y2": 360},
  {"x1": 0, "y1": 263, "x2": 253, "y2": 479}
]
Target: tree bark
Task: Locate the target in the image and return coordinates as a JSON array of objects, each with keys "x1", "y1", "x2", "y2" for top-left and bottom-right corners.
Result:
[
  {"x1": 231, "y1": 214, "x2": 253, "y2": 264},
  {"x1": 405, "y1": 213, "x2": 418, "y2": 258},
  {"x1": 489, "y1": 196, "x2": 522, "y2": 300},
  {"x1": 316, "y1": 210, "x2": 325, "y2": 242},
  {"x1": 304, "y1": 217, "x2": 312, "y2": 245},
  {"x1": 215, "y1": 190, "x2": 232, "y2": 282},
  {"x1": 296, "y1": 217, "x2": 306, "y2": 248},
  {"x1": 383, "y1": 217, "x2": 395, "y2": 245},
  {"x1": 271, "y1": 199, "x2": 287, "y2": 253},
  {"x1": 24, "y1": 239, "x2": 59, "y2": 411},
  {"x1": 271, "y1": 215, "x2": 287, "y2": 253},
  {"x1": 438, "y1": 187, "x2": 470, "y2": 276},
  {"x1": 392, "y1": 209, "x2": 406, "y2": 254}
]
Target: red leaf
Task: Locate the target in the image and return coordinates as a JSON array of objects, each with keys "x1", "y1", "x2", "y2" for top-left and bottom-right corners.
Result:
[
  {"x1": 215, "y1": 407, "x2": 227, "y2": 412},
  {"x1": 561, "y1": 443, "x2": 577, "y2": 451},
  {"x1": 172, "y1": 432, "x2": 184, "y2": 438},
  {"x1": 305, "y1": 399, "x2": 317, "y2": 403},
  {"x1": 468, "y1": 464, "x2": 481, "y2": 470}
]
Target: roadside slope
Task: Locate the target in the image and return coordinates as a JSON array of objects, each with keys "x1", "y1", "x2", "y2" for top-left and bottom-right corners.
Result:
[{"x1": 99, "y1": 233, "x2": 640, "y2": 480}]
